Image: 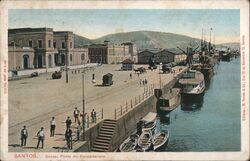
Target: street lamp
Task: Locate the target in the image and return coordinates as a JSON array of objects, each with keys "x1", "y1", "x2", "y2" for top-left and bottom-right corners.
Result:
[
  {"x1": 65, "y1": 34, "x2": 69, "y2": 83},
  {"x1": 82, "y1": 65, "x2": 85, "y2": 141},
  {"x1": 159, "y1": 62, "x2": 162, "y2": 89}
]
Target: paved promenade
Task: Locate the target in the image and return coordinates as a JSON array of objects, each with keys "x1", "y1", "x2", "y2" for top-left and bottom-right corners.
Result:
[{"x1": 8, "y1": 64, "x2": 187, "y2": 152}]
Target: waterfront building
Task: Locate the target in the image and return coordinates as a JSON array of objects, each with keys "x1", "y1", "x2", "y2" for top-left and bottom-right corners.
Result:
[
  {"x1": 88, "y1": 41, "x2": 137, "y2": 64},
  {"x1": 8, "y1": 28, "x2": 88, "y2": 71},
  {"x1": 138, "y1": 48, "x2": 187, "y2": 64}
]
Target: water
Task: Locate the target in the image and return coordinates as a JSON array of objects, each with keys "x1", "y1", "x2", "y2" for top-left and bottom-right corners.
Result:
[{"x1": 157, "y1": 57, "x2": 241, "y2": 151}]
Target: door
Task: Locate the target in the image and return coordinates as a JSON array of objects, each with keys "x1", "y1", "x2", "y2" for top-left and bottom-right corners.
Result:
[
  {"x1": 48, "y1": 55, "x2": 52, "y2": 68},
  {"x1": 38, "y1": 55, "x2": 43, "y2": 68},
  {"x1": 23, "y1": 55, "x2": 29, "y2": 69}
]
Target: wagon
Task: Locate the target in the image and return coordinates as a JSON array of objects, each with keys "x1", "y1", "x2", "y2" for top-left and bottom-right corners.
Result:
[{"x1": 102, "y1": 73, "x2": 113, "y2": 86}]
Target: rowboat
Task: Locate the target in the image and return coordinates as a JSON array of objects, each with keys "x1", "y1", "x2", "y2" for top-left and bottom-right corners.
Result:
[
  {"x1": 119, "y1": 134, "x2": 139, "y2": 152},
  {"x1": 141, "y1": 112, "x2": 157, "y2": 132},
  {"x1": 152, "y1": 130, "x2": 169, "y2": 151},
  {"x1": 138, "y1": 130, "x2": 152, "y2": 151}
]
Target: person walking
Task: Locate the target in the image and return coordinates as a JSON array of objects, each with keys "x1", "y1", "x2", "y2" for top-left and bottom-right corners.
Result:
[
  {"x1": 73, "y1": 107, "x2": 80, "y2": 123},
  {"x1": 65, "y1": 128, "x2": 73, "y2": 150},
  {"x1": 20, "y1": 125, "x2": 28, "y2": 147},
  {"x1": 130, "y1": 73, "x2": 132, "y2": 79},
  {"x1": 139, "y1": 79, "x2": 142, "y2": 87},
  {"x1": 66, "y1": 117, "x2": 72, "y2": 129},
  {"x1": 145, "y1": 79, "x2": 148, "y2": 85},
  {"x1": 142, "y1": 80, "x2": 145, "y2": 86},
  {"x1": 76, "y1": 122, "x2": 82, "y2": 141},
  {"x1": 36, "y1": 127, "x2": 45, "y2": 149},
  {"x1": 91, "y1": 109, "x2": 96, "y2": 123},
  {"x1": 50, "y1": 117, "x2": 56, "y2": 137}
]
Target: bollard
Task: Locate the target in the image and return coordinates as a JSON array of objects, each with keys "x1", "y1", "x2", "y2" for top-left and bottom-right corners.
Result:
[{"x1": 102, "y1": 108, "x2": 103, "y2": 119}]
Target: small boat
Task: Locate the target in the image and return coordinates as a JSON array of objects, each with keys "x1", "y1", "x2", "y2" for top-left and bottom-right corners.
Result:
[
  {"x1": 119, "y1": 134, "x2": 139, "y2": 152},
  {"x1": 179, "y1": 70, "x2": 205, "y2": 96},
  {"x1": 138, "y1": 130, "x2": 152, "y2": 151},
  {"x1": 159, "y1": 88, "x2": 181, "y2": 112},
  {"x1": 141, "y1": 112, "x2": 157, "y2": 132},
  {"x1": 152, "y1": 130, "x2": 169, "y2": 151}
]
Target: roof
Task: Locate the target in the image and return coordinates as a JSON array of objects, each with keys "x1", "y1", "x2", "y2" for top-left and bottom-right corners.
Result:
[
  {"x1": 8, "y1": 28, "x2": 53, "y2": 34},
  {"x1": 122, "y1": 59, "x2": 134, "y2": 64},
  {"x1": 179, "y1": 70, "x2": 204, "y2": 84},
  {"x1": 160, "y1": 88, "x2": 180, "y2": 99},
  {"x1": 142, "y1": 112, "x2": 157, "y2": 123}
]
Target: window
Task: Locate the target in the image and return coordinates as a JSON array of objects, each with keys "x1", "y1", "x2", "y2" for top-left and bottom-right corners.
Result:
[
  {"x1": 29, "y1": 40, "x2": 33, "y2": 47},
  {"x1": 48, "y1": 40, "x2": 51, "y2": 48},
  {"x1": 81, "y1": 54, "x2": 85, "y2": 60},
  {"x1": 62, "y1": 42, "x2": 65, "y2": 48},
  {"x1": 53, "y1": 42, "x2": 56, "y2": 48},
  {"x1": 38, "y1": 40, "x2": 42, "y2": 48},
  {"x1": 70, "y1": 42, "x2": 73, "y2": 48},
  {"x1": 19, "y1": 40, "x2": 22, "y2": 46},
  {"x1": 70, "y1": 54, "x2": 73, "y2": 61}
]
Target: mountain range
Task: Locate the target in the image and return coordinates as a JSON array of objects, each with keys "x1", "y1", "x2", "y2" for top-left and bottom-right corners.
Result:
[{"x1": 74, "y1": 31, "x2": 240, "y2": 50}]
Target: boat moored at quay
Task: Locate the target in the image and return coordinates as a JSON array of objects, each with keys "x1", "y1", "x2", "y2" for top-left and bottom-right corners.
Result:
[
  {"x1": 158, "y1": 88, "x2": 181, "y2": 113},
  {"x1": 179, "y1": 70, "x2": 205, "y2": 96}
]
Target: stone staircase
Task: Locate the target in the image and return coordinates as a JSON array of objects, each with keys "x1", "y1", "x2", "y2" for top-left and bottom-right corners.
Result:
[{"x1": 91, "y1": 119, "x2": 117, "y2": 152}]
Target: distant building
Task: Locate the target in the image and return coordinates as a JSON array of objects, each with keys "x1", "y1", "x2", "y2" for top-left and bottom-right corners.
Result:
[
  {"x1": 88, "y1": 41, "x2": 137, "y2": 64},
  {"x1": 121, "y1": 59, "x2": 134, "y2": 71},
  {"x1": 137, "y1": 48, "x2": 161, "y2": 64},
  {"x1": 8, "y1": 28, "x2": 88, "y2": 71},
  {"x1": 137, "y1": 48, "x2": 187, "y2": 64}
]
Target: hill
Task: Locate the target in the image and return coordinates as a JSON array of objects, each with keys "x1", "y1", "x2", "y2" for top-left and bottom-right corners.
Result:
[
  {"x1": 74, "y1": 34, "x2": 92, "y2": 47},
  {"x1": 92, "y1": 31, "x2": 201, "y2": 49},
  {"x1": 74, "y1": 31, "x2": 239, "y2": 50},
  {"x1": 216, "y1": 42, "x2": 240, "y2": 50}
]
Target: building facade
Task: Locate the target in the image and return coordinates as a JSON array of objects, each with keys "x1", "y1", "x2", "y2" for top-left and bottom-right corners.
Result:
[
  {"x1": 137, "y1": 48, "x2": 187, "y2": 64},
  {"x1": 8, "y1": 28, "x2": 88, "y2": 71},
  {"x1": 88, "y1": 41, "x2": 137, "y2": 64}
]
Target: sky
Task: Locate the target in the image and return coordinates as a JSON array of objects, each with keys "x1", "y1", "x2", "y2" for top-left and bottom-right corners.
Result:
[{"x1": 9, "y1": 9, "x2": 240, "y2": 44}]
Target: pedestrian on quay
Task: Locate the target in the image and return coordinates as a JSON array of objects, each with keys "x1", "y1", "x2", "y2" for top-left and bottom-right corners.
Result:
[
  {"x1": 66, "y1": 117, "x2": 72, "y2": 129},
  {"x1": 137, "y1": 72, "x2": 140, "y2": 77},
  {"x1": 145, "y1": 79, "x2": 148, "y2": 85},
  {"x1": 139, "y1": 79, "x2": 142, "y2": 87},
  {"x1": 36, "y1": 127, "x2": 45, "y2": 149},
  {"x1": 20, "y1": 125, "x2": 28, "y2": 147},
  {"x1": 65, "y1": 127, "x2": 73, "y2": 150},
  {"x1": 50, "y1": 117, "x2": 56, "y2": 137},
  {"x1": 91, "y1": 109, "x2": 96, "y2": 123},
  {"x1": 130, "y1": 73, "x2": 132, "y2": 79},
  {"x1": 76, "y1": 122, "x2": 82, "y2": 141},
  {"x1": 73, "y1": 107, "x2": 80, "y2": 123},
  {"x1": 142, "y1": 80, "x2": 145, "y2": 86}
]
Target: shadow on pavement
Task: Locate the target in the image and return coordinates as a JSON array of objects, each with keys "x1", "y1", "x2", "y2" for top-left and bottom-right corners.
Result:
[{"x1": 8, "y1": 144, "x2": 21, "y2": 148}]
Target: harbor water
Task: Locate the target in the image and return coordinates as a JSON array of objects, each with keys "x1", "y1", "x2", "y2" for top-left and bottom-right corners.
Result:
[{"x1": 157, "y1": 57, "x2": 241, "y2": 151}]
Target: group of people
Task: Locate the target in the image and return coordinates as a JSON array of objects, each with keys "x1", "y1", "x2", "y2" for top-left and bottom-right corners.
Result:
[
  {"x1": 20, "y1": 125, "x2": 45, "y2": 149},
  {"x1": 139, "y1": 79, "x2": 148, "y2": 87},
  {"x1": 20, "y1": 107, "x2": 98, "y2": 150}
]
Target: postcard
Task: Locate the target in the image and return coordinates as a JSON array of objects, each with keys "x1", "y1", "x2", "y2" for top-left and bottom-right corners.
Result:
[{"x1": 0, "y1": 0, "x2": 249, "y2": 161}]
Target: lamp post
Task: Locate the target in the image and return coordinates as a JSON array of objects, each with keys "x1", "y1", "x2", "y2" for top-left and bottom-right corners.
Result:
[
  {"x1": 82, "y1": 66, "x2": 85, "y2": 141},
  {"x1": 65, "y1": 34, "x2": 69, "y2": 83},
  {"x1": 159, "y1": 62, "x2": 162, "y2": 89}
]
